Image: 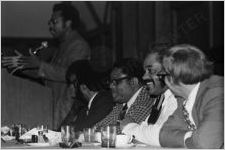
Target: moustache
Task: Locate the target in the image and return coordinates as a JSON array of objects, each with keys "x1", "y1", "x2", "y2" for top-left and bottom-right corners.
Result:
[{"x1": 143, "y1": 79, "x2": 155, "y2": 91}]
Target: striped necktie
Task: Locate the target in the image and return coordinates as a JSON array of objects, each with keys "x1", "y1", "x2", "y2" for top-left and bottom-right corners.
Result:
[{"x1": 148, "y1": 94, "x2": 164, "y2": 124}]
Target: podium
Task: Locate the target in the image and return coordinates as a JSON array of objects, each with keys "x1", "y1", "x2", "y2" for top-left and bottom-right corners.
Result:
[{"x1": 1, "y1": 69, "x2": 53, "y2": 129}]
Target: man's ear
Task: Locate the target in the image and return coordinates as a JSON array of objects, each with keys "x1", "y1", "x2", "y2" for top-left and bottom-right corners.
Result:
[{"x1": 65, "y1": 20, "x2": 72, "y2": 28}]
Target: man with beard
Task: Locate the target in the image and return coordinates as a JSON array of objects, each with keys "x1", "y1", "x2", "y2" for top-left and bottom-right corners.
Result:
[
  {"x1": 2, "y1": 3, "x2": 91, "y2": 130},
  {"x1": 94, "y1": 58, "x2": 155, "y2": 133},
  {"x1": 120, "y1": 45, "x2": 177, "y2": 146}
]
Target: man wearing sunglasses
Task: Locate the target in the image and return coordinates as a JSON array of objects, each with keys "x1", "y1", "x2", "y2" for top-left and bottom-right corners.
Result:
[
  {"x1": 120, "y1": 44, "x2": 177, "y2": 147},
  {"x1": 94, "y1": 58, "x2": 155, "y2": 133}
]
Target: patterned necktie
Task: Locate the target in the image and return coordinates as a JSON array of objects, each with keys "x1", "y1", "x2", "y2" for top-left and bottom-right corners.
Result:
[
  {"x1": 147, "y1": 94, "x2": 165, "y2": 124},
  {"x1": 118, "y1": 104, "x2": 128, "y2": 120},
  {"x1": 116, "y1": 104, "x2": 128, "y2": 134},
  {"x1": 182, "y1": 101, "x2": 196, "y2": 131}
]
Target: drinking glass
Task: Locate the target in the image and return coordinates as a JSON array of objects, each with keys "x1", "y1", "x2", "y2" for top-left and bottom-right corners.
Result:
[
  {"x1": 101, "y1": 125, "x2": 117, "y2": 148},
  {"x1": 83, "y1": 127, "x2": 96, "y2": 142},
  {"x1": 61, "y1": 125, "x2": 75, "y2": 146},
  {"x1": 36, "y1": 125, "x2": 48, "y2": 133}
]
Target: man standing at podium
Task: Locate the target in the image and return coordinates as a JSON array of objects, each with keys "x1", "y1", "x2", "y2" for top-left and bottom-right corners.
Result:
[{"x1": 2, "y1": 3, "x2": 91, "y2": 130}]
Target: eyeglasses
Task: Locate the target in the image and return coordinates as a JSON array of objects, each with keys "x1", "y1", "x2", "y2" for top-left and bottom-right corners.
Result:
[
  {"x1": 146, "y1": 67, "x2": 161, "y2": 76},
  {"x1": 146, "y1": 67, "x2": 169, "y2": 80},
  {"x1": 109, "y1": 76, "x2": 130, "y2": 86},
  {"x1": 48, "y1": 18, "x2": 59, "y2": 25},
  {"x1": 68, "y1": 79, "x2": 79, "y2": 88},
  {"x1": 156, "y1": 73, "x2": 170, "y2": 80}
]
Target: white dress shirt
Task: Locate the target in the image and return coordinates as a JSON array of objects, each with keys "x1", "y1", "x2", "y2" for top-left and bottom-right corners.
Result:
[{"x1": 122, "y1": 89, "x2": 177, "y2": 146}]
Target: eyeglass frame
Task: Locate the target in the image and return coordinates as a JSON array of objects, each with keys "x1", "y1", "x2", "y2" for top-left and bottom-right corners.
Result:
[
  {"x1": 146, "y1": 67, "x2": 170, "y2": 80},
  {"x1": 109, "y1": 76, "x2": 131, "y2": 86},
  {"x1": 156, "y1": 73, "x2": 170, "y2": 81},
  {"x1": 67, "y1": 78, "x2": 80, "y2": 89},
  {"x1": 48, "y1": 16, "x2": 63, "y2": 25},
  {"x1": 48, "y1": 18, "x2": 58, "y2": 25}
]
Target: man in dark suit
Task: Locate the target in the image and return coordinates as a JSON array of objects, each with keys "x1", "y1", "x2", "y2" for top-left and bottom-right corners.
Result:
[
  {"x1": 60, "y1": 60, "x2": 114, "y2": 131},
  {"x1": 94, "y1": 58, "x2": 155, "y2": 133},
  {"x1": 159, "y1": 44, "x2": 224, "y2": 148}
]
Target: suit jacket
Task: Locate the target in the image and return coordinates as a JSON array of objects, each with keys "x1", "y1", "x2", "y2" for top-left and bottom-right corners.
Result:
[
  {"x1": 159, "y1": 75, "x2": 224, "y2": 148},
  {"x1": 38, "y1": 31, "x2": 91, "y2": 129},
  {"x1": 95, "y1": 86, "x2": 155, "y2": 133},
  {"x1": 73, "y1": 90, "x2": 114, "y2": 131}
]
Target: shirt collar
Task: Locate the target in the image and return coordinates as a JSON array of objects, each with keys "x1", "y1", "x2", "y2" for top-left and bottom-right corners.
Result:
[
  {"x1": 185, "y1": 82, "x2": 200, "y2": 109},
  {"x1": 126, "y1": 87, "x2": 143, "y2": 108},
  {"x1": 88, "y1": 92, "x2": 98, "y2": 109}
]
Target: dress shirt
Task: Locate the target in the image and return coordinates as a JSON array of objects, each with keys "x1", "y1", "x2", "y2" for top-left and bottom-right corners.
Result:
[
  {"x1": 183, "y1": 82, "x2": 200, "y2": 144},
  {"x1": 87, "y1": 92, "x2": 98, "y2": 115},
  {"x1": 122, "y1": 89, "x2": 177, "y2": 146},
  {"x1": 126, "y1": 87, "x2": 143, "y2": 112}
]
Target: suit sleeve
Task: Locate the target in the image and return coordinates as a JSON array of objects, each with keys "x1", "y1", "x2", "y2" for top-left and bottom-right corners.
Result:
[
  {"x1": 185, "y1": 87, "x2": 224, "y2": 148},
  {"x1": 94, "y1": 104, "x2": 122, "y2": 131},
  {"x1": 159, "y1": 99, "x2": 188, "y2": 148},
  {"x1": 59, "y1": 99, "x2": 86, "y2": 130},
  {"x1": 38, "y1": 40, "x2": 90, "y2": 82},
  {"x1": 74, "y1": 92, "x2": 114, "y2": 131}
]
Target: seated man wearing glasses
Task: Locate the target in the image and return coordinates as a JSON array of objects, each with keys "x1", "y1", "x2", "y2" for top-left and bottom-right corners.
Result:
[
  {"x1": 94, "y1": 58, "x2": 155, "y2": 133},
  {"x1": 120, "y1": 45, "x2": 177, "y2": 146},
  {"x1": 159, "y1": 44, "x2": 223, "y2": 149}
]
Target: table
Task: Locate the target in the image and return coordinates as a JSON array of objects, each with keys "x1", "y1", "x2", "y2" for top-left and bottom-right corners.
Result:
[{"x1": 1, "y1": 140, "x2": 162, "y2": 149}]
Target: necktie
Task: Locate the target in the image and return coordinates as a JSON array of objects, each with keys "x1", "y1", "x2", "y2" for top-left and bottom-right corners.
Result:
[
  {"x1": 147, "y1": 94, "x2": 165, "y2": 124},
  {"x1": 118, "y1": 104, "x2": 128, "y2": 120},
  {"x1": 182, "y1": 101, "x2": 196, "y2": 131}
]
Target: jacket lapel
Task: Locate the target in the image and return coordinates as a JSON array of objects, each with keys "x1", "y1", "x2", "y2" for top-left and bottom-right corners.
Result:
[{"x1": 191, "y1": 78, "x2": 209, "y2": 127}]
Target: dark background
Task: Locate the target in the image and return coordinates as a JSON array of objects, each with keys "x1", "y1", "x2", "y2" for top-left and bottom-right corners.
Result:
[
  {"x1": 1, "y1": 1, "x2": 224, "y2": 128},
  {"x1": 2, "y1": 1, "x2": 224, "y2": 75}
]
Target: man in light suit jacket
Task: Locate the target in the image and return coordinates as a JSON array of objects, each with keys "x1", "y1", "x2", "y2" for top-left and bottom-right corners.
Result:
[
  {"x1": 95, "y1": 58, "x2": 155, "y2": 133},
  {"x1": 159, "y1": 44, "x2": 224, "y2": 148}
]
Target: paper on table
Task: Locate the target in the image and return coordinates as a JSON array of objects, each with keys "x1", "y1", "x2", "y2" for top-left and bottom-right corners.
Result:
[
  {"x1": 1, "y1": 126, "x2": 15, "y2": 141},
  {"x1": 19, "y1": 128, "x2": 62, "y2": 145},
  {"x1": 1, "y1": 126, "x2": 11, "y2": 134},
  {"x1": 1, "y1": 135, "x2": 15, "y2": 141}
]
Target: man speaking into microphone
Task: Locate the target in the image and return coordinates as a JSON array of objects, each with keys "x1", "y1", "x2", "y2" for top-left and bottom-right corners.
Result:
[{"x1": 2, "y1": 2, "x2": 91, "y2": 130}]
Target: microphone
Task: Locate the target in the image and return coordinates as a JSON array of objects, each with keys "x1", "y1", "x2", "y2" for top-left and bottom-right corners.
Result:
[{"x1": 30, "y1": 41, "x2": 48, "y2": 55}]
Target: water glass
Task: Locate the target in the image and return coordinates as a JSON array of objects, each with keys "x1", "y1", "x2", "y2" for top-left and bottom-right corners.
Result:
[
  {"x1": 101, "y1": 125, "x2": 117, "y2": 148},
  {"x1": 83, "y1": 127, "x2": 96, "y2": 142},
  {"x1": 61, "y1": 125, "x2": 75, "y2": 146},
  {"x1": 37, "y1": 125, "x2": 48, "y2": 133}
]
